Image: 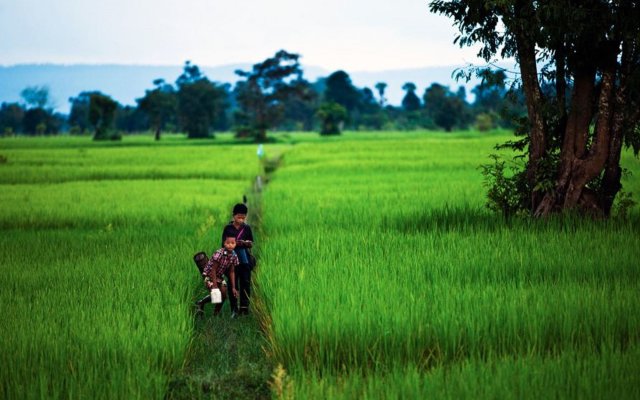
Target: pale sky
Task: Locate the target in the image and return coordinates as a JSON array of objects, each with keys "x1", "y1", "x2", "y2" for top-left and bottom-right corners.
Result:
[{"x1": 0, "y1": 0, "x2": 484, "y2": 71}]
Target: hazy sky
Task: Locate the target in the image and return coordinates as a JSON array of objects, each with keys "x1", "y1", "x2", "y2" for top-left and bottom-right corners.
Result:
[{"x1": 0, "y1": 0, "x2": 484, "y2": 71}]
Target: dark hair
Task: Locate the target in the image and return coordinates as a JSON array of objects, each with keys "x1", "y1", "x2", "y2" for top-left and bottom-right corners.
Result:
[
  {"x1": 223, "y1": 235, "x2": 236, "y2": 242},
  {"x1": 233, "y1": 203, "x2": 248, "y2": 215}
]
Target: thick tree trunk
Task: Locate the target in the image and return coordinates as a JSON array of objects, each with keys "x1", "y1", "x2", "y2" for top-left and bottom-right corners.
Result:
[
  {"x1": 534, "y1": 67, "x2": 596, "y2": 216},
  {"x1": 511, "y1": 1, "x2": 547, "y2": 213},
  {"x1": 564, "y1": 45, "x2": 617, "y2": 213},
  {"x1": 154, "y1": 127, "x2": 161, "y2": 141},
  {"x1": 600, "y1": 39, "x2": 635, "y2": 215},
  {"x1": 255, "y1": 129, "x2": 268, "y2": 143},
  {"x1": 535, "y1": 42, "x2": 622, "y2": 217},
  {"x1": 554, "y1": 41, "x2": 567, "y2": 140}
]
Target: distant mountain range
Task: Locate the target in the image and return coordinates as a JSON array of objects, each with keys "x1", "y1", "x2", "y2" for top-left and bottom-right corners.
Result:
[{"x1": 0, "y1": 63, "x2": 483, "y2": 113}]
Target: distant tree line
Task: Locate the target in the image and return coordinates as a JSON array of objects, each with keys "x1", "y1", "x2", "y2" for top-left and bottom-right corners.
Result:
[{"x1": 0, "y1": 50, "x2": 527, "y2": 141}]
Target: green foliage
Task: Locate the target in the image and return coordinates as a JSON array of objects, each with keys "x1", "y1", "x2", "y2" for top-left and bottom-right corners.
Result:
[
  {"x1": 480, "y1": 154, "x2": 529, "y2": 218},
  {"x1": 401, "y1": 82, "x2": 421, "y2": 111},
  {"x1": 176, "y1": 62, "x2": 229, "y2": 139},
  {"x1": 18, "y1": 86, "x2": 63, "y2": 136},
  {"x1": 89, "y1": 92, "x2": 119, "y2": 140},
  {"x1": 423, "y1": 83, "x2": 471, "y2": 131},
  {"x1": 471, "y1": 69, "x2": 521, "y2": 129},
  {"x1": 20, "y1": 85, "x2": 50, "y2": 109},
  {"x1": 323, "y1": 70, "x2": 361, "y2": 113},
  {"x1": 0, "y1": 102, "x2": 25, "y2": 135},
  {"x1": 115, "y1": 105, "x2": 148, "y2": 134},
  {"x1": 280, "y1": 80, "x2": 319, "y2": 131},
  {"x1": 234, "y1": 50, "x2": 308, "y2": 142},
  {"x1": 375, "y1": 82, "x2": 387, "y2": 107},
  {"x1": 613, "y1": 190, "x2": 637, "y2": 218},
  {"x1": 319, "y1": 71, "x2": 388, "y2": 131},
  {"x1": 474, "y1": 112, "x2": 495, "y2": 131},
  {"x1": 136, "y1": 79, "x2": 176, "y2": 140},
  {"x1": 22, "y1": 107, "x2": 62, "y2": 135},
  {"x1": 69, "y1": 91, "x2": 95, "y2": 133},
  {"x1": 316, "y1": 102, "x2": 347, "y2": 135}
]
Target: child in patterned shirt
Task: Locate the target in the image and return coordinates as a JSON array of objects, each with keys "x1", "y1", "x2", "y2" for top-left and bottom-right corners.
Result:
[{"x1": 197, "y1": 235, "x2": 240, "y2": 316}]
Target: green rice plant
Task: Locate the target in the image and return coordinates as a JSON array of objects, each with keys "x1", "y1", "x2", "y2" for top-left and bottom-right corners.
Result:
[
  {"x1": 0, "y1": 141, "x2": 263, "y2": 184},
  {"x1": 256, "y1": 132, "x2": 640, "y2": 397},
  {"x1": 0, "y1": 135, "x2": 262, "y2": 399},
  {"x1": 284, "y1": 347, "x2": 640, "y2": 399}
]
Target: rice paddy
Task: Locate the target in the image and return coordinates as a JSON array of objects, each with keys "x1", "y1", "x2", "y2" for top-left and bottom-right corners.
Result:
[
  {"x1": 0, "y1": 134, "x2": 261, "y2": 399},
  {"x1": 255, "y1": 132, "x2": 640, "y2": 398},
  {"x1": 2, "y1": 131, "x2": 639, "y2": 399}
]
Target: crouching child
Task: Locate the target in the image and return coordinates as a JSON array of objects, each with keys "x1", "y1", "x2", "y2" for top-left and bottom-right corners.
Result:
[{"x1": 196, "y1": 235, "x2": 240, "y2": 316}]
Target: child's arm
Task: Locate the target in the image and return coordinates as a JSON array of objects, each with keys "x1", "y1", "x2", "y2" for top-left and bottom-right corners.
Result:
[
  {"x1": 204, "y1": 260, "x2": 220, "y2": 289},
  {"x1": 229, "y1": 264, "x2": 239, "y2": 298},
  {"x1": 238, "y1": 225, "x2": 254, "y2": 248}
]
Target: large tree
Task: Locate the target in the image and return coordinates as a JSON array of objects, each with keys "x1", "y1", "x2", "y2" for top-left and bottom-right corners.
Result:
[
  {"x1": 69, "y1": 91, "x2": 98, "y2": 134},
  {"x1": 137, "y1": 79, "x2": 177, "y2": 140},
  {"x1": 279, "y1": 80, "x2": 319, "y2": 131},
  {"x1": 20, "y1": 86, "x2": 50, "y2": 109},
  {"x1": 0, "y1": 103, "x2": 25, "y2": 135},
  {"x1": 423, "y1": 83, "x2": 470, "y2": 131},
  {"x1": 89, "y1": 92, "x2": 119, "y2": 140},
  {"x1": 20, "y1": 86, "x2": 60, "y2": 135},
  {"x1": 401, "y1": 82, "x2": 421, "y2": 111},
  {"x1": 472, "y1": 70, "x2": 506, "y2": 118},
  {"x1": 234, "y1": 50, "x2": 309, "y2": 142},
  {"x1": 115, "y1": 105, "x2": 148, "y2": 133},
  {"x1": 176, "y1": 61, "x2": 228, "y2": 139},
  {"x1": 430, "y1": 0, "x2": 640, "y2": 217},
  {"x1": 316, "y1": 102, "x2": 348, "y2": 135},
  {"x1": 324, "y1": 70, "x2": 361, "y2": 114},
  {"x1": 375, "y1": 82, "x2": 388, "y2": 107}
]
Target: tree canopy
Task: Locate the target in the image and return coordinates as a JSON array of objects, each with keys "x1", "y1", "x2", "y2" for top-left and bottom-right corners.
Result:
[
  {"x1": 316, "y1": 102, "x2": 347, "y2": 135},
  {"x1": 89, "y1": 92, "x2": 119, "y2": 140},
  {"x1": 423, "y1": 83, "x2": 470, "y2": 132},
  {"x1": 324, "y1": 71, "x2": 362, "y2": 114},
  {"x1": 234, "y1": 50, "x2": 309, "y2": 142},
  {"x1": 401, "y1": 82, "x2": 421, "y2": 111},
  {"x1": 20, "y1": 86, "x2": 50, "y2": 109},
  {"x1": 176, "y1": 62, "x2": 228, "y2": 139},
  {"x1": 137, "y1": 79, "x2": 177, "y2": 140}
]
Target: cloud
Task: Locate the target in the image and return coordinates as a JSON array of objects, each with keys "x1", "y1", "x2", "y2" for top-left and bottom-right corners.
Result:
[{"x1": 0, "y1": 0, "x2": 485, "y2": 70}]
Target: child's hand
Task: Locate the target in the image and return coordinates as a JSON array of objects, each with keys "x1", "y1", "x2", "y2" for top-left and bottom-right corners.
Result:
[{"x1": 206, "y1": 280, "x2": 215, "y2": 290}]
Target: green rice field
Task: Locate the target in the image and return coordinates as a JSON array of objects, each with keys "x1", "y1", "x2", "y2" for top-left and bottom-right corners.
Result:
[
  {"x1": 2, "y1": 131, "x2": 639, "y2": 399},
  {"x1": 255, "y1": 132, "x2": 640, "y2": 398},
  {"x1": 0, "y1": 135, "x2": 261, "y2": 399}
]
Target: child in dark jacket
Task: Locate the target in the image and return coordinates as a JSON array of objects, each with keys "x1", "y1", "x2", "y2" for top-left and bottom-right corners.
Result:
[{"x1": 221, "y1": 203, "x2": 254, "y2": 316}]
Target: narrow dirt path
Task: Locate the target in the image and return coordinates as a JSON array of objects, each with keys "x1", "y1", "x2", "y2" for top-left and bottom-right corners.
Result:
[
  {"x1": 166, "y1": 154, "x2": 283, "y2": 400},
  {"x1": 166, "y1": 310, "x2": 272, "y2": 400}
]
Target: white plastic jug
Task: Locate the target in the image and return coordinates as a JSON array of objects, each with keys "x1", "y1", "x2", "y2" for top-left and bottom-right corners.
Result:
[{"x1": 210, "y1": 288, "x2": 222, "y2": 304}]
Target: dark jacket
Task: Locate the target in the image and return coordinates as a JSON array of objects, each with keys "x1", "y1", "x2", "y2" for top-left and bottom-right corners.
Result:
[{"x1": 221, "y1": 222, "x2": 254, "y2": 265}]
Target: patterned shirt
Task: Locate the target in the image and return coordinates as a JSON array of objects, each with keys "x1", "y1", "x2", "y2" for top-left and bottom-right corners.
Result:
[
  {"x1": 203, "y1": 248, "x2": 239, "y2": 280},
  {"x1": 221, "y1": 223, "x2": 254, "y2": 265}
]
